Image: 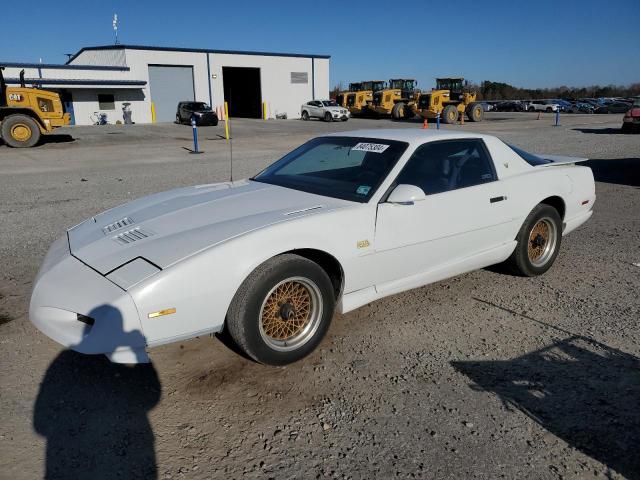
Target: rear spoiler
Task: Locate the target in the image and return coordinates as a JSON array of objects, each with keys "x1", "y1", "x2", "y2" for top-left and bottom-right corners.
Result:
[{"x1": 536, "y1": 154, "x2": 589, "y2": 167}]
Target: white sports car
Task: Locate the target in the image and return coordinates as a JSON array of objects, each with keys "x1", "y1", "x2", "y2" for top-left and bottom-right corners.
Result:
[{"x1": 30, "y1": 130, "x2": 595, "y2": 365}]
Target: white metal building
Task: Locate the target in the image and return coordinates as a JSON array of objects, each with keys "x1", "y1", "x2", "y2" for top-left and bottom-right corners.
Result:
[{"x1": 1, "y1": 44, "x2": 330, "y2": 125}]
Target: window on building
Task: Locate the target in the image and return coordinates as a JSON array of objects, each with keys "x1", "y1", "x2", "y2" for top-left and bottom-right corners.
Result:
[
  {"x1": 291, "y1": 72, "x2": 308, "y2": 84},
  {"x1": 98, "y1": 94, "x2": 116, "y2": 110}
]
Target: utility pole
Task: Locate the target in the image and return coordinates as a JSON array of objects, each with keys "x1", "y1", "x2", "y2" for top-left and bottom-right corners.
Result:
[{"x1": 113, "y1": 14, "x2": 119, "y2": 45}]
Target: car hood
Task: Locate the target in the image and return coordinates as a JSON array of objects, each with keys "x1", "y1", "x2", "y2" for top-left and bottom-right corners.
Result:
[
  {"x1": 68, "y1": 180, "x2": 349, "y2": 275},
  {"x1": 325, "y1": 106, "x2": 345, "y2": 111}
]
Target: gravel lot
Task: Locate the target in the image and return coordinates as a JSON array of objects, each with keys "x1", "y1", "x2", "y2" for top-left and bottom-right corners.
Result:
[{"x1": 1, "y1": 112, "x2": 639, "y2": 480}]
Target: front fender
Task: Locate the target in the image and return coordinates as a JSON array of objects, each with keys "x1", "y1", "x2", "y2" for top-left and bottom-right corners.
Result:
[{"x1": 130, "y1": 206, "x2": 373, "y2": 346}]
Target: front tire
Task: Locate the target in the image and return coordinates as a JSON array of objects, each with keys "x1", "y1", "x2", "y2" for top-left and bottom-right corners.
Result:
[
  {"x1": 466, "y1": 102, "x2": 484, "y2": 122},
  {"x1": 1, "y1": 114, "x2": 41, "y2": 148},
  {"x1": 504, "y1": 204, "x2": 562, "y2": 276},
  {"x1": 225, "y1": 254, "x2": 336, "y2": 365},
  {"x1": 324, "y1": 112, "x2": 333, "y2": 122},
  {"x1": 301, "y1": 110, "x2": 309, "y2": 121}
]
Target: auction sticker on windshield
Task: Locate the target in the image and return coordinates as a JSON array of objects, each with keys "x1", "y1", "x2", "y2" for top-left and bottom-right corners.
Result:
[{"x1": 352, "y1": 142, "x2": 390, "y2": 153}]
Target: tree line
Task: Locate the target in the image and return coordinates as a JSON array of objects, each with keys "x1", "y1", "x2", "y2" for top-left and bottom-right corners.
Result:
[{"x1": 473, "y1": 80, "x2": 640, "y2": 101}]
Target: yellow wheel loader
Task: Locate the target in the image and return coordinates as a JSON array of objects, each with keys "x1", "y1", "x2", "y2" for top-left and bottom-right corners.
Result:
[
  {"x1": 336, "y1": 82, "x2": 361, "y2": 108},
  {"x1": 0, "y1": 67, "x2": 70, "y2": 148},
  {"x1": 368, "y1": 78, "x2": 419, "y2": 119},
  {"x1": 415, "y1": 77, "x2": 483, "y2": 124},
  {"x1": 347, "y1": 80, "x2": 385, "y2": 117}
]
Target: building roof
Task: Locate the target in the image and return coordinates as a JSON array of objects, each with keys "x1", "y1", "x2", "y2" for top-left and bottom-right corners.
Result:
[
  {"x1": 1, "y1": 62, "x2": 129, "y2": 71},
  {"x1": 5, "y1": 78, "x2": 146, "y2": 87},
  {"x1": 67, "y1": 44, "x2": 331, "y2": 64}
]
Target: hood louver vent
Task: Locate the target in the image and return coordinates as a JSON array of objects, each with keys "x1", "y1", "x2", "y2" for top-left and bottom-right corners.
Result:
[
  {"x1": 103, "y1": 217, "x2": 134, "y2": 234},
  {"x1": 113, "y1": 228, "x2": 154, "y2": 245}
]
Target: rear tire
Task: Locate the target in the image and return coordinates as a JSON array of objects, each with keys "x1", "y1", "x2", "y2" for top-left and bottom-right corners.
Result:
[
  {"x1": 546, "y1": 107, "x2": 553, "y2": 113},
  {"x1": 504, "y1": 204, "x2": 562, "y2": 277},
  {"x1": 176, "y1": 114, "x2": 181, "y2": 124},
  {"x1": 442, "y1": 105, "x2": 459, "y2": 124},
  {"x1": 621, "y1": 122, "x2": 632, "y2": 134},
  {"x1": 1, "y1": 114, "x2": 41, "y2": 148},
  {"x1": 225, "y1": 254, "x2": 336, "y2": 365},
  {"x1": 466, "y1": 102, "x2": 484, "y2": 122}
]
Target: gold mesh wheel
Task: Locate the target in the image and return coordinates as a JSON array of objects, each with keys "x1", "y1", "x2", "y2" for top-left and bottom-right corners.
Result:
[
  {"x1": 528, "y1": 217, "x2": 557, "y2": 267},
  {"x1": 259, "y1": 277, "x2": 323, "y2": 352}
]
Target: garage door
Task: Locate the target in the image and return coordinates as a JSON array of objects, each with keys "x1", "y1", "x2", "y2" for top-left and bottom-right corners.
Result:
[{"x1": 148, "y1": 65, "x2": 195, "y2": 122}]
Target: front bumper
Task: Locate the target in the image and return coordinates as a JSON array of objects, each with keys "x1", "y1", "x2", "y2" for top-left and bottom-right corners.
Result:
[
  {"x1": 29, "y1": 235, "x2": 149, "y2": 363},
  {"x1": 193, "y1": 113, "x2": 218, "y2": 125}
]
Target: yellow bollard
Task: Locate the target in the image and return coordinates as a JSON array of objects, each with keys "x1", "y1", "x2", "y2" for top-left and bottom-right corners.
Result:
[
  {"x1": 224, "y1": 101, "x2": 230, "y2": 141},
  {"x1": 262, "y1": 102, "x2": 267, "y2": 120},
  {"x1": 151, "y1": 102, "x2": 156, "y2": 123},
  {"x1": 459, "y1": 108, "x2": 464, "y2": 125}
]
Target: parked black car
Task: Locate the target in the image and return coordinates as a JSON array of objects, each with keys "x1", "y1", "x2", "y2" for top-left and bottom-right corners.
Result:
[
  {"x1": 176, "y1": 101, "x2": 219, "y2": 125},
  {"x1": 595, "y1": 102, "x2": 632, "y2": 114},
  {"x1": 494, "y1": 101, "x2": 525, "y2": 112}
]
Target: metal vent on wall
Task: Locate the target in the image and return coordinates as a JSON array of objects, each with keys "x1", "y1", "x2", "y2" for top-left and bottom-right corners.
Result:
[
  {"x1": 103, "y1": 217, "x2": 134, "y2": 234},
  {"x1": 291, "y1": 72, "x2": 308, "y2": 84},
  {"x1": 112, "y1": 228, "x2": 154, "y2": 245}
]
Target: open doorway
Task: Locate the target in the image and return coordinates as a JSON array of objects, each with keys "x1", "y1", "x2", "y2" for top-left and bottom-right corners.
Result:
[{"x1": 222, "y1": 67, "x2": 262, "y2": 118}]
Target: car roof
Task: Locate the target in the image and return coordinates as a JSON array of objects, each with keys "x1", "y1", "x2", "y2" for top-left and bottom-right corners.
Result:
[{"x1": 324, "y1": 128, "x2": 497, "y2": 146}]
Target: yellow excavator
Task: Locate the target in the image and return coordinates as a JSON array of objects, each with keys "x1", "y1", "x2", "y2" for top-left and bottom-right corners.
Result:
[
  {"x1": 415, "y1": 77, "x2": 483, "y2": 124},
  {"x1": 368, "y1": 78, "x2": 419, "y2": 119},
  {"x1": 0, "y1": 67, "x2": 70, "y2": 147},
  {"x1": 347, "y1": 80, "x2": 385, "y2": 117}
]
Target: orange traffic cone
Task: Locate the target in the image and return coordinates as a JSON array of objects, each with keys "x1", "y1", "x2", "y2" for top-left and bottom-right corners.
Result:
[{"x1": 422, "y1": 119, "x2": 428, "y2": 129}]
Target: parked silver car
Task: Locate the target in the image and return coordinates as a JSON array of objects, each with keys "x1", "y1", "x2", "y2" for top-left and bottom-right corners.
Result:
[{"x1": 301, "y1": 100, "x2": 350, "y2": 122}]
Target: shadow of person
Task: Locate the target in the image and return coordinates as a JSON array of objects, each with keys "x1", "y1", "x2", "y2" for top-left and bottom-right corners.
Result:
[
  {"x1": 33, "y1": 305, "x2": 161, "y2": 479},
  {"x1": 452, "y1": 336, "x2": 640, "y2": 479}
]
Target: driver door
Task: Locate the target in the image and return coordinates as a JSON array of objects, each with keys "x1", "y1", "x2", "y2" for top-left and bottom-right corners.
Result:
[{"x1": 372, "y1": 139, "x2": 512, "y2": 292}]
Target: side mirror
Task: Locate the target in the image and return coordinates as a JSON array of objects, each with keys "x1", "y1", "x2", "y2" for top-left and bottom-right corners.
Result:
[{"x1": 387, "y1": 184, "x2": 426, "y2": 205}]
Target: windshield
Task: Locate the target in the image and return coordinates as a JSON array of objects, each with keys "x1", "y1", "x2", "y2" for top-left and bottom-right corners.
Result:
[
  {"x1": 508, "y1": 144, "x2": 552, "y2": 166},
  {"x1": 253, "y1": 136, "x2": 409, "y2": 202},
  {"x1": 186, "y1": 102, "x2": 210, "y2": 111},
  {"x1": 322, "y1": 100, "x2": 338, "y2": 107},
  {"x1": 372, "y1": 81, "x2": 385, "y2": 91},
  {"x1": 633, "y1": 99, "x2": 640, "y2": 107}
]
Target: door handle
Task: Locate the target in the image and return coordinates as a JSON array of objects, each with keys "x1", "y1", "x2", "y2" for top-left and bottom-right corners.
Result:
[{"x1": 490, "y1": 196, "x2": 507, "y2": 203}]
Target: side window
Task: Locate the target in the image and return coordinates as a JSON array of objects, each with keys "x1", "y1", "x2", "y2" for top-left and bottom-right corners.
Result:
[
  {"x1": 395, "y1": 139, "x2": 496, "y2": 195},
  {"x1": 98, "y1": 94, "x2": 115, "y2": 110}
]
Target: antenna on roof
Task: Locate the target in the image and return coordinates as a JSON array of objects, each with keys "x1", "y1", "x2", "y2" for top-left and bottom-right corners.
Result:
[{"x1": 112, "y1": 14, "x2": 119, "y2": 45}]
